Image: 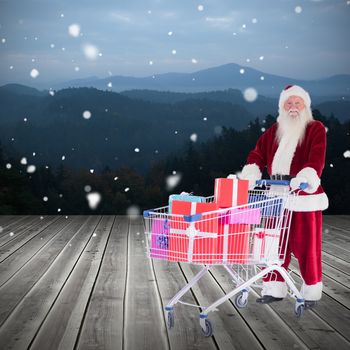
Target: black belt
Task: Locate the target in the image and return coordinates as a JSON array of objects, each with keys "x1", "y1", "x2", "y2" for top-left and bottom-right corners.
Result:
[{"x1": 270, "y1": 175, "x2": 292, "y2": 181}]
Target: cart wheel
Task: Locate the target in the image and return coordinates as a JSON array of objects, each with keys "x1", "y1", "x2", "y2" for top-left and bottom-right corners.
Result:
[
  {"x1": 295, "y1": 304, "x2": 305, "y2": 318},
  {"x1": 201, "y1": 319, "x2": 213, "y2": 337},
  {"x1": 234, "y1": 292, "x2": 248, "y2": 308},
  {"x1": 167, "y1": 310, "x2": 174, "y2": 329}
]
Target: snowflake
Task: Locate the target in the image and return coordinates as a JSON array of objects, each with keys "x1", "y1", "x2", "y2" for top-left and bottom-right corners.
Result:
[
  {"x1": 89, "y1": 169, "x2": 94, "y2": 174},
  {"x1": 190, "y1": 133, "x2": 198, "y2": 142},
  {"x1": 172, "y1": 49, "x2": 177, "y2": 55},
  {"x1": 50, "y1": 43, "x2": 55, "y2": 48},
  {"x1": 168, "y1": 31, "x2": 173, "y2": 36},
  {"x1": 9, "y1": 232, "x2": 14, "y2": 237},
  {"x1": 86, "y1": 192, "x2": 101, "y2": 210},
  {"x1": 239, "y1": 68, "x2": 245, "y2": 74},
  {"x1": 295, "y1": 6, "x2": 302, "y2": 14},
  {"x1": 6, "y1": 163, "x2": 12, "y2": 169},
  {"x1": 260, "y1": 76, "x2": 265, "y2": 80},
  {"x1": 114, "y1": 176, "x2": 118, "y2": 181},
  {"x1": 68, "y1": 24, "x2": 80, "y2": 37},
  {"x1": 30, "y1": 69, "x2": 39, "y2": 78},
  {"x1": 252, "y1": 18, "x2": 258, "y2": 24},
  {"x1": 166, "y1": 173, "x2": 182, "y2": 191},
  {"x1": 43, "y1": 196, "x2": 48, "y2": 202},
  {"x1": 243, "y1": 88, "x2": 258, "y2": 102},
  {"x1": 259, "y1": 56, "x2": 264, "y2": 60},
  {"x1": 107, "y1": 82, "x2": 112, "y2": 88},
  {"x1": 343, "y1": 150, "x2": 350, "y2": 158},
  {"x1": 83, "y1": 44, "x2": 99, "y2": 60},
  {"x1": 27, "y1": 165, "x2": 36, "y2": 173},
  {"x1": 61, "y1": 155, "x2": 65, "y2": 160},
  {"x1": 149, "y1": 60, "x2": 153, "y2": 65},
  {"x1": 20, "y1": 157, "x2": 27, "y2": 165},
  {"x1": 49, "y1": 90, "x2": 55, "y2": 96},
  {"x1": 191, "y1": 58, "x2": 198, "y2": 64},
  {"x1": 82, "y1": 110, "x2": 91, "y2": 119},
  {"x1": 126, "y1": 205, "x2": 140, "y2": 216},
  {"x1": 1, "y1": 38, "x2": 6, "y2": 44},
  {"x1": 84, "y1": 185, "x2": 92, "y2": 192},
  {"x1": 197, "y1": 5, "x2": 204, "y2": 12},
  {"x1": 124, "y1": 187, "x2": 130, "y2": 192},
  {"x1": 134, "y1": 148, "x2": 140, "y2": 153},
  {"x1": 75, "y1": 66, "x2": 80, "y2": 72}
]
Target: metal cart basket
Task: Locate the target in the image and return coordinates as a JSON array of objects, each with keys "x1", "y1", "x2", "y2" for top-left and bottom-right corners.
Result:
[{"x1": 143, "y1": 180, "x2": 306, "y2": 336}]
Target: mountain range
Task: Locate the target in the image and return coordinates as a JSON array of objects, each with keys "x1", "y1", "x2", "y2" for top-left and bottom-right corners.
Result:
[{"x1": 50, "y1": 63, "x2": 350, "y2": 98}]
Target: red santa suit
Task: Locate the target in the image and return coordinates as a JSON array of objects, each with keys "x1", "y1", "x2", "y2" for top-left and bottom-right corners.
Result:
[{"x1": 240, "y1": 85, "x2": 328, "y2": 301}]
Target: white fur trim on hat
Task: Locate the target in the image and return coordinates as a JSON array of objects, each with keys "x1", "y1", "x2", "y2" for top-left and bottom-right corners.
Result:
[
  {"x1": 296, "y1": 167, "x2": 320, "y2": 194},
  {"x1": 261, "y1": 280, "x2": 288, "y2": 298},
  {"x1": 279, "y1": 85, "x2": 311, "y2": 111},
  {"x1": 301, "y1": 281, "x2": 323, "y2": 301}
]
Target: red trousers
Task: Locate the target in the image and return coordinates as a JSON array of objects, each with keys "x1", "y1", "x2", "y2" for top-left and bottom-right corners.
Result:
[{"x1": 264, "y1": 211, "x2": 323, "y2": 285}]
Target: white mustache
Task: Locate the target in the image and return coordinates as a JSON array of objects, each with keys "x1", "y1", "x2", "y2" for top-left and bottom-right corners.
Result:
[{"x1": 288, "y1": 109, "x2": 300, "y2": 116}]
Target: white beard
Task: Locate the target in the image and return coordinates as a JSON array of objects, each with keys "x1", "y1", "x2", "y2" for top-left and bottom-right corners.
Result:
[{"x1": 272, "y1": 107, "x2": 313, "y2": 175}]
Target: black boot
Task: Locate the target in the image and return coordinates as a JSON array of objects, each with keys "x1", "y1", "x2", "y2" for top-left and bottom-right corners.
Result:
[{"x1": 256, "y1": 295, "x2": 284, "y2": 304}]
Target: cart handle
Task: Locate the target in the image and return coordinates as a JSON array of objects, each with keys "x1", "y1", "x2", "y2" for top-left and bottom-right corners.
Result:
[{"x1": 255, "y1": 179, "x2": 308, "y2": 190}]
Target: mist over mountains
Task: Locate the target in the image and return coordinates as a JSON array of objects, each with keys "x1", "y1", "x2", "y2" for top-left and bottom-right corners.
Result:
[{"x1": 0, "y1": 62, "x2": 349, "y2": 173}]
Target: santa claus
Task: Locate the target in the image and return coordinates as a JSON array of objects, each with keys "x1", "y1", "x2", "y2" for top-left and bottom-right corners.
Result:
[{"x1": 237, "y1": 85, "x2": 328, "y2": 308}]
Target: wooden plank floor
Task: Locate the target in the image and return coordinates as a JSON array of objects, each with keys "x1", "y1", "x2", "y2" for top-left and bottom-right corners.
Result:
[{"x1": 0, "y1": 215, "x2": 349, "y2": 350}]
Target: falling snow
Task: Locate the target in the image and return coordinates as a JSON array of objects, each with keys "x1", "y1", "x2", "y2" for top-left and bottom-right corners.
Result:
[
  {"x1": 27, "y1": 165, "x2": 36, "y2": 173},
  {"x1": 295, "y1": 6, "x2": 302, "y2": 14},
  {"x1": 172, "y1": 49, "x2": 177, "y2": 55},
  {"x1": 166, "y1": 173, "x2": 182, "y2": 191},
  {"x1": 84, "y1": 185, "x2": 92, "y2": 192},
  {"x1": 191, "y1": 58, "x2": 198, "y2": 64},
  {"x1": 343, "y1": 150, "x2": 350, "y2": 158},
  {"x1": 134, "y1": 148, "x2": 140, "y2": 153},
  {"x1": 239, "y1": 68, "x2": 245, "y2": 74},
  {"x1": 68, "y1": 24, "x2": 81, "y2": 37},
  {"x1": 5, "y1": 163, "x2": 11, "y2": 169},
  {"x1": 168, "y1": 31, "x2": 173, "y2": 36},
  {"x1": 197, "y1": 5, "x2": 204, "y2": 12},
  {"x1": 190, "y1": 133, "x2": 198, "y2": 142},
  {"x1": 83, "y1": 110, "x2": 92, "y2": 119},
  {"x1": 83, "y1": 44, "x2": 99, "y2": 60},
  {"x1": 107, "y1": 82, "x2": 112, "y2": 88},
  {"x1": 30, "y1": 69, "x2": 39, "y2": 78},
  {"x1": 20, "y1": 157, "x2": 27, "y2": 165},
  {"x1": 87, "y1": 192, "x2": 101, "y2": 210},
  {"x1": 90, "y1": 169, "x2": 94, "y2": 173},
  {"x1": 61, "y1": 155, "x2": 65, "y2": 160},
  {"x1": 124, "y1": 187, "x2": 130, "y2": 192},
  {"x1": 43, "y1": 196, "x2": 48, "y2": 202},
  {"x1": 243, "y1": 88, "x2": 258, "y2": 102},
  {"x1": 126, "y1": 205, "x2": 140, "y2": 216}
]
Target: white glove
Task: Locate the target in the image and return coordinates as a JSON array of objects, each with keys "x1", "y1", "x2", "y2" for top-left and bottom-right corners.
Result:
[{"x1": 290, "y1": 176, "x2": 308, "y2": 191}]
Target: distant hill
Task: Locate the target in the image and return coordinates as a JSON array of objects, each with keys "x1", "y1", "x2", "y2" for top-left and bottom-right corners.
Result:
[
  {"x1": 51, "y1": 63, "x2": 350, "y2": 98},
  {"x1": 0, "y1": 86, "x2": 255, "y2": 172}
]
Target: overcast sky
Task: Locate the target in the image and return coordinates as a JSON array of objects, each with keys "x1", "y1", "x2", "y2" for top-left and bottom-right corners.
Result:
[{"x1": 0, "y1": 0, "x2": 349, "y2": 86}]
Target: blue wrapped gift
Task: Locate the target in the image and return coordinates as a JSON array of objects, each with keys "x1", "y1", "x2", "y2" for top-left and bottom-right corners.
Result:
[
  {"x1": 248, "y1": 194, "x2": 283, "y2": 217},
  {"x1": 168, "y1": 194, "x2": 206, "y2": 213}
]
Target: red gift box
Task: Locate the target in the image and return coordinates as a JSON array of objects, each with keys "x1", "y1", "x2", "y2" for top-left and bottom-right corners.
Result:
[
  {"x1": 214, "y1": 177, "x2": 249, "y2": 208},
  {"x1": 169, "y1": 201, "x2": 219, "y2": 263},
  {"x1": 217, "y1": 224, "x2": 250, "y2": 263}
]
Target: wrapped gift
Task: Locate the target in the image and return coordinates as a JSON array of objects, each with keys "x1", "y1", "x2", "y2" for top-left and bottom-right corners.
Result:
[
  {"x1": 214, "y1": 177, "x2": 249, "y2": 208},
  {"x1": 252, "y1": 228, "x2": 281, "y2": 262},
  {"x1": 219, "y1": 207, "x2": 261, "y2": 225},
  {"x1": 168, "y1": 194, "x2": 205, "y2": 213},
  {"x1": 248, "y1": 195, "x2": 283, "y2": 217},
  {"x1": 217, "y1": 224, "x2": 250, "y2": 263},
  {"x1": 169, "y1": 201, "x2": 219, "y2": 263},
  {"x1": 150, "y1": 218, "x2": 170, "y2": 259}
]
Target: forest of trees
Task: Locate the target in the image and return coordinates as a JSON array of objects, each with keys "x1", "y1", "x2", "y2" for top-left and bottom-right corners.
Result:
[{"x1": 1, "y1": 110, "x2": 349, "y2": 215}]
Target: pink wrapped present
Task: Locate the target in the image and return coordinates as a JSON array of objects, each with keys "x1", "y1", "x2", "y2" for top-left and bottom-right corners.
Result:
[
  {"x1": 150, "y1": 218, "x2": 170, "y2": 259},
  {"x1": 220, "y1": 207, "x2": 261, "y2": 225}
]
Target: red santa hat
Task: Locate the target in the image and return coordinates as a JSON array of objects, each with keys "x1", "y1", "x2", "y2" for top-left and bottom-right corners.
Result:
[{"x1": 278, "y1": 85, "x2": 311, "y2": 111}]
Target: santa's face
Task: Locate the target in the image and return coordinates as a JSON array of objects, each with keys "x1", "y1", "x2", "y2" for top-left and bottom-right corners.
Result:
[{"x1": 283, "y1": 95, "x2": 305, "y2": 118}]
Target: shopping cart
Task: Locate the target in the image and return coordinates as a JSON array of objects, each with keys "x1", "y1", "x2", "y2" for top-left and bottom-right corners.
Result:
[{"x1": 143, "y1": 179, "x2": 307, "y2": 337}]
